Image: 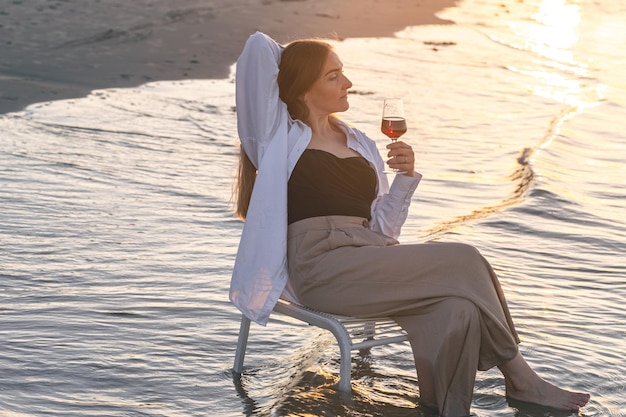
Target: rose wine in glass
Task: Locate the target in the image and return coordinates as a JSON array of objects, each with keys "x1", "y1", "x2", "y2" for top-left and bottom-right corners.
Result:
[{"x1": 381, "y1": 98, "x2": 407, "y2": 173}]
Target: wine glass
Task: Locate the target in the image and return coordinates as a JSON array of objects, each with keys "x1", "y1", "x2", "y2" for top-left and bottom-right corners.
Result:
[{"x1": 381, "y1": 98, "x2": 407, "y2": 173}]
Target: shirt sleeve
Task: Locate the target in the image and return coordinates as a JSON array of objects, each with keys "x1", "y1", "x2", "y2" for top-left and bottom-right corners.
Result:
[
  {"x1": 231, "y1": 32, "x2": 292, "y2": 325},
  {"x1": 235, "y1": 32, "x2": 286, "y2": 168},
  {"x1": 370, "y1": 172, "x2": 422, "y2": 239}
]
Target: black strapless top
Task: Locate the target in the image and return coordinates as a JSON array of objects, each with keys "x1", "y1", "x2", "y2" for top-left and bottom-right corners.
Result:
[{"x1": 288, "y1": 149, "x2": 377, "y2": 225}]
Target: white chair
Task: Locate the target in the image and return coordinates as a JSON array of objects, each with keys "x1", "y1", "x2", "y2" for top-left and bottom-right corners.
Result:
[{"x1": 233, "y1": 298, "x2": 409, "y2": 393}]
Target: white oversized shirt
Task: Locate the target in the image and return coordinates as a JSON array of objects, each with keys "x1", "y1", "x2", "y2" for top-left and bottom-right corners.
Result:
[{"x1": 230, "y1": 32, "x2": 422, "y2": 325}]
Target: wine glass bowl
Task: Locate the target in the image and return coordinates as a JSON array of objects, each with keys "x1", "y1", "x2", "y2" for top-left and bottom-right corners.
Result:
[
  {"x1": 381, "y1": 98, "x2": 407, "y2": 140},
  {"x1": 381, "y1": 98, "x2": 407, "y2": 173}
]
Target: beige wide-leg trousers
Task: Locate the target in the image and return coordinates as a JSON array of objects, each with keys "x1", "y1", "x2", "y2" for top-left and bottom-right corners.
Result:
[{"x1": 287, "y1": 216, "x2": 520, "y2": 417}]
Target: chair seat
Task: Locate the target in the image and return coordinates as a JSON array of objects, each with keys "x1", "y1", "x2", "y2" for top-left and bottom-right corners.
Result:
[{"x1": 234, "y1": 299, "x2": 409, "y2": 392}]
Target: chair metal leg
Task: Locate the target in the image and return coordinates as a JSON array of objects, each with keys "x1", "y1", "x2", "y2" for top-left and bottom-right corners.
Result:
[
  {"x1": 233, "y1": 300, "x2": 407, "y2": 394},
  {"x1": 233, "y1": 315, "x2": 251, "y2": 373},
  {"x1": 336, "y1": 336, "x2": 352, "y2": 393}
]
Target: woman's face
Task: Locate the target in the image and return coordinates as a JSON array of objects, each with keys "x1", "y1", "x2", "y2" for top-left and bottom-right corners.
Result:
[{"x1": 303, "y1": 51, "x2": 353, "y2": 119}]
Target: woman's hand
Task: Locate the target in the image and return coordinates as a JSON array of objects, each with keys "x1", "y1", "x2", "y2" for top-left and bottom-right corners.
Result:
[{"x1": 386, "y1": 140, "x2": 415, "y2": 176}]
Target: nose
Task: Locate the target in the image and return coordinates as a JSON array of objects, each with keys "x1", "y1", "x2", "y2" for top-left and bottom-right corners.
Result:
[{"x1": 343, "y1": 74, "x2": 353, "y2": 90}]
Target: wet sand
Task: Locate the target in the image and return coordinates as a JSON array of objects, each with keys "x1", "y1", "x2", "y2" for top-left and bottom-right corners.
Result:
[{"x1": 0, "y1": 0, "x2": 454, "y2": 114}]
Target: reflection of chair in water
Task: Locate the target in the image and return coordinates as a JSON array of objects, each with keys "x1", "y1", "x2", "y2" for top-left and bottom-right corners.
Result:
[
  {"x1": 231, "y1": 371, "x2": 259, "y2": 417},
  {"x1": 233, "y1": 298, "x2": 409, "y2": 393}
]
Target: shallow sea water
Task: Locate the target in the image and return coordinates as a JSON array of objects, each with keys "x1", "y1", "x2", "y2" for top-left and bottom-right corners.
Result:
[{"x1": 1, "y1": 0, "x2": 625, "y2": 416}]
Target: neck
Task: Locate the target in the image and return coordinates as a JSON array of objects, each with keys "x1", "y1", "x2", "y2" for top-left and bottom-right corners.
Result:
[{"x1": 306, "y1": 114, "x2": 337, "y2": 136}]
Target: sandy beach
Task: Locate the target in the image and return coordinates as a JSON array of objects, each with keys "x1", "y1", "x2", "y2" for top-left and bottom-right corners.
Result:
[{"x1": 0, "y1": 0, "x2": 454, "y2": 115}]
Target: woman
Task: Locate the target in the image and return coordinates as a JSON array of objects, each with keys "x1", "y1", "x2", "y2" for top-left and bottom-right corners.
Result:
[{"x1": 230, "y1": 32, "x2": 590, "y2": 416}]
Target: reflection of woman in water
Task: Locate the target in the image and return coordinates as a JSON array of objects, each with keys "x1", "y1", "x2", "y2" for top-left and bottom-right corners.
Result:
[{"x1": 230, "y1": 32, "x2": 590, "y2": 416}]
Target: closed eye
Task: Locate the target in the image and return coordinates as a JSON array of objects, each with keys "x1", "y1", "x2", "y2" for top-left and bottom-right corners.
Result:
[{"x1": 324, "y1": 66, "x2": 343, "y2": 79}]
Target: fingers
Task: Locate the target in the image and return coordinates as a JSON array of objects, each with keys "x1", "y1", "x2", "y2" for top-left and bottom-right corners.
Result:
[
  {"x1": 386, "y1": 141, "x2": 414, "y2": 163},
  {"x1": 386, "y1": 140, "x2": 411, "y2": 150},
  {"x1": 385, "y1": 141, "x2": 415, "y2": 175},
  {"x1": 386, "y1": 155, "x2": 413, "y2": 171}
]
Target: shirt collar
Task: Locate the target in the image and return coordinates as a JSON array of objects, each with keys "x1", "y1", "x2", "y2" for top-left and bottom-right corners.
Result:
[{"x1": 332, "y1": 117, "x2": 362, "y2": 150}]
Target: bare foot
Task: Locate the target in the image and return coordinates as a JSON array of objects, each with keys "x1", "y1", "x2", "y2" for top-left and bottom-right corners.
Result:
[
  {"x1": 499, "y1": 353, "x2": 590, "y2": 411},
  {"x1": 505, "y1": 377, "x2": 590, "y2": 411}
]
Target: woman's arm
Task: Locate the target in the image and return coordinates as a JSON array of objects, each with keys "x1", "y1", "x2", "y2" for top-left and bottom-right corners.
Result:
[
  {"x1": 236, "y1": 32, "x2": 286, "y2": 168},
  {"x1": 363, "y1": 134, "x2": 421, "y2": 239},
  {"x1": 348, "y1": 127, "x2": 421, "y2": 240},
  {"x1": 370, "y1": 173, "x2": 421, "y2": 240}
]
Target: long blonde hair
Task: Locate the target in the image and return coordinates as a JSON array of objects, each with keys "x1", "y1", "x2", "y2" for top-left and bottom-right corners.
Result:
[{"x1": 234, "y1": 38, "x2": 333, "y2": 220}]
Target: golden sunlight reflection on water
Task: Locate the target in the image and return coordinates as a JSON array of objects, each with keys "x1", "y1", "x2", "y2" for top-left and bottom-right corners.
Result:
[
  {"x1": 532, "y1": 0, "x2": 580, "y2": 50},
  {"x1": 512, "y1": 0, "x2": 593, "y2": 108}
]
